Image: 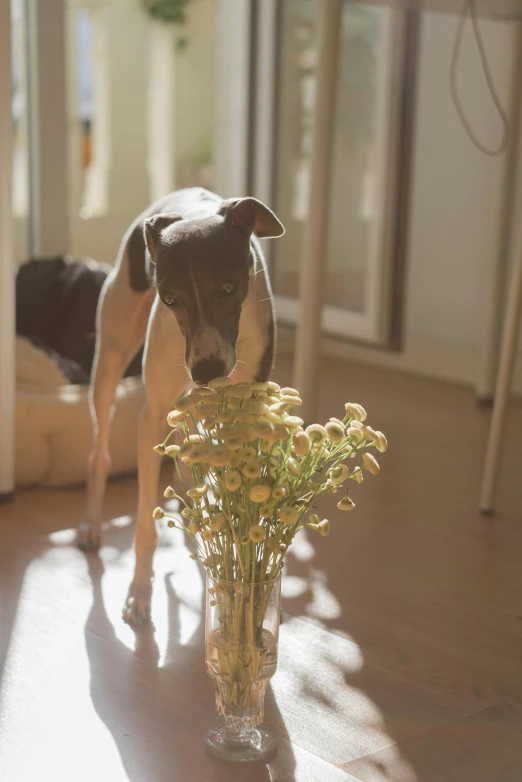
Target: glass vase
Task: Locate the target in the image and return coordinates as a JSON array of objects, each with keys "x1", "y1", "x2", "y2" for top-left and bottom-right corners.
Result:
[{"x1": 204, "y1": 572, "x2": 282, "y2": 763}]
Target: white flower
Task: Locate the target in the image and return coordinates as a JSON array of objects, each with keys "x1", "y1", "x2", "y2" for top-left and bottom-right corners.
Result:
[
  {"x1": 305, "y1": 424, "x2": 327, "y2": 446},
  {"x1": 329, "y1": 464, "x2": 349, "y2": 485},
  {"x1": 344, "y1": 402, "x2": 367, "y2": 422},
  {"x1": 374, "y1": 430, "x2": 388, "y2": 453},
  {"x1": 279, "y1": 505, "x2": 299, "y2": 525},
  {"x1": 235, "y1": 409, "x2": 255, "y2": 424},
  {"x1": 252, "y1": 417, "x2": 274, "y2": 437},
  {"x1": 351, "y1": 466, "x2": 364, "y2": 484},
  {"x1": 210, "y1": 513, "x2": 226, "y2": 531},
  {"x1": 246, "y1": 399, "x2": 270, "y2": 416},
  {"x1": 363, "y1": 452, "x2": 380, "y2": 475},
  {"x1": 224, "y1": 470, "x2": 242, "y2": 491},
  {"x1": 153, "y1": 444, "x2": 166, "y2": 455},
  {"x1": 208, "y1": 376, "x2": 231, "y2": 389},
  {"x1": 189, "y1": 434, "x2": 206, "y2": 444},
  {"x1": 216, "y1": 409, "x2": 234, "y2": 424},
  {"x1": 174, "y1": 395, "x2": 195, "y2": 412},
  {"x1": 266, "y1": 381, "x2": 281, "y2": 393},
  {"x1": 308, "y1": 513, "x2": 321, "y2": 526},
  {"x1": 347, "y1": 426, "x2": 364, "y2": 443},
  {"x1": 280, "y1": 394, "x2": 302, "y2": 408},
  {"x1": 238, "y1": 446, "x2": 257, "y2": 461},
  {"x1": 280, "y1": 386, "x2": 299, "y2": 396},
  {"x1": 242, "y1": 460, "x2": 261, "y2": 479},
  {"x1": 271, "y1": 424, "x2": 290, "y2": 442},
  {"x1": 249, "y1": 525, "x2": 266, "y2": 543},
  {"x1": 337, "y1": 497, "x2": 355, "y2": 511},
  {"x1": 228, "y1": 383, "x2": 252, "y2": 399},
  {"x1": 284, "y1": 415, "x2": 304, "y2": 428},
  {"x1": 187, "y1": 485, "x2": 208, "y2": 500},
  {"x1": 288, "y1": 457, "x2": 302, "y2": 476},
  {"x1": 293, "y1": 432, "x2": 311, "y2": 456},
  {"x1": 207, "y1": 445, "x2": 231, "y2": 467},
  {"x1": 165, "y1": 444, "x2": 180, "y2": 457},
  {"x1": 223, "y1": 433, "x2": 244, "y2": 451},
  {"x1": 325, "y1": 422, "x2": 345, "y2": 442},
  {"x1": 185, "y1": 444, "x2": 210, "y2": 464},
  {"x1": 167, "y1": 409, "x2": 186, "y2": 427},
  {"x1": 194, "y1": 403, "x2": 219, "y2": 421},
  {"x1": 153, "y1": 507, "x2": 164, "y2": 520},
  {"x1": 329, "y1": 417, "x2": 345, "y2": 429},
  {"x1": 249, "y1": 484, "x2": 272, "y2": 503},
  {"x1": 272, "y1": 486, "x2": 287, "y2": 501}
]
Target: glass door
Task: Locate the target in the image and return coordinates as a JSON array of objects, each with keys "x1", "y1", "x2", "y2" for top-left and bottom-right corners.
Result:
[{"x1": 254, "y1": 0, "x2": 415, "y2": 346}]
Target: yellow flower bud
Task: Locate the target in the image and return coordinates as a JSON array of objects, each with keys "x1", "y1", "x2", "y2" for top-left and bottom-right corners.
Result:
[
  {"x1": 153, "y1": 444, "x2": 166, "y2": 455},
  {"x1": 153, "y1": 507, "x2": 164, "y2": 520},
  {"x1": 164, "y1": 485, "x2": 176, "y2": 498},
  {"x1": 224, "y1": 470, "x2": 242, "y2": 491},
  {"x1": 279, "y1": 505, "x2": 299, "y2": 525},
  {"x1": 210, "y1": 513, "x2": 226, "y2": 531},
  {"x1": 249, "y1": 525, "x2": 266, "y2": 543},
  {"x1": 187, "y1": 485, "x2": 208, "y2": 500},
  {"x1": 249, "y1": 484, "x2": 272, "y2": 503},
  {"x1": 242, "y1": 460, "x2": 261, "y2": 479},
  {"x1": 208, "y1": 376, "x2": 231, "y2": 389},
  {"x1": 337, "y1": 497, "x2": 355, "y2": 511},
  {"x1": 165, "y1": 444, "x2": 180, "y2": 457},
  {"x1": 207, "y1": 445, "x2": 231, "y2": 467}
]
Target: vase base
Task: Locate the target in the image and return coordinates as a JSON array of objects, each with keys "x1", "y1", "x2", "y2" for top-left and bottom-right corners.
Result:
[{"x1": 205, "y1": 727, "x2": 277, "y2": 763}]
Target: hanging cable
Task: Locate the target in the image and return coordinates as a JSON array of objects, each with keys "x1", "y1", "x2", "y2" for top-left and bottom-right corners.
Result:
[{"x1": 450, "y1": 0, "x2": 510, "y2": 157}]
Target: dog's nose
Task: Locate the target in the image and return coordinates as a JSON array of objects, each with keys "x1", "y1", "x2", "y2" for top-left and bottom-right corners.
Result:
[{"x1": 191, "y1": 358, "x2": 226, "y2": 386}]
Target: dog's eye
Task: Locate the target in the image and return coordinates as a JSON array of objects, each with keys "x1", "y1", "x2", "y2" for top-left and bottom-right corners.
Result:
[
  {"x1": 163, "y1": 294, "x2": 179, "y2": 307},
  {"x1": 219, "y1": 283, "x2": 236, "y2": 297}
]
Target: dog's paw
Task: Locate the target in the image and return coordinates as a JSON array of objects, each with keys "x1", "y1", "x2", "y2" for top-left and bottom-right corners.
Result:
[
  {"x1": 122, "y1": 583, "x2": 153, "y2": 626},
  {"x1": 76, "y1": 521, "x2": 102, "y2": 552}
]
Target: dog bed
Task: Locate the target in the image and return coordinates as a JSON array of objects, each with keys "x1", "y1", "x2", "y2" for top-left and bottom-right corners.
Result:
[{"x1": 15, "y1": 257, "x2": 144, "y2": 488}]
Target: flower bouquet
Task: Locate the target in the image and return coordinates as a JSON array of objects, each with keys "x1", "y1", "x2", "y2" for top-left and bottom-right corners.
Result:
[{"x1": 153, "y1": 379, "x2": 387, "y2": 762}]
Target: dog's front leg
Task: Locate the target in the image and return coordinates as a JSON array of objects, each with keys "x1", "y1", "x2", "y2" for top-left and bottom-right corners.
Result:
[{"x1": 123, "y1": 300, "x2": 188, "y2": 626}]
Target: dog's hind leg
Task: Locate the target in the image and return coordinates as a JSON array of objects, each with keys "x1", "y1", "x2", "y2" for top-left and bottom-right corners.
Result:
[
  {"x1": 77, "y1": 271, "x2": 152, "y2": 551},
  {"x1": 123, "y1": 298, "x2": 189, "y2": 625}
]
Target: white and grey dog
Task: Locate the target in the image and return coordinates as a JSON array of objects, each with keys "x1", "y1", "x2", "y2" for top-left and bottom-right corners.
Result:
[{"x1": 77, "y1": 187, "x2": 285, "y2": 625}]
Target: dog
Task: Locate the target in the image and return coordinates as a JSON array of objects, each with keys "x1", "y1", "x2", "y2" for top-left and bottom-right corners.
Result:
[{"x1": 77, "y1": 187, "x2": 285, "y2": 625}]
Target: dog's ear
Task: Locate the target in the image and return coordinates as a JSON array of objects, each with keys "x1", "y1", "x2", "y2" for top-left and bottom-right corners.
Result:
[
  {"x1": 143, "y1": 213, "x2": 183, "y2": 263},
  {"x1": 219, "y1": 198, "x2": 284, "y2": 239}
]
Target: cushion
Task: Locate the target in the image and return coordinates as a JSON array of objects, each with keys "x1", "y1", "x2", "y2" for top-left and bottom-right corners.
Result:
[{"x1": 15, "y1": 337, "x2": 144, "y2": 488}]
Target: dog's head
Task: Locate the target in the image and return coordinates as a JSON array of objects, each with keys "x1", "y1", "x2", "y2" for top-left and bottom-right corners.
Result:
[{"x1": 144, "y1": 197, "x2": 284, "y2": 386}]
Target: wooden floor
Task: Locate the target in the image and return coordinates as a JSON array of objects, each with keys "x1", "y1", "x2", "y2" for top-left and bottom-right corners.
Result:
[{"x1": 1, "y1": 357, "x2": 522, "y2": 782}]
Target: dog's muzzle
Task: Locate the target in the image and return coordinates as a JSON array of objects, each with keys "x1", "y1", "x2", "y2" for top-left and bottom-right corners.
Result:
[{"x1": 191, "y1": 358, "x2": 226, "y2": 386}]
